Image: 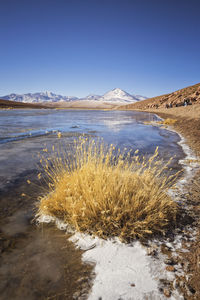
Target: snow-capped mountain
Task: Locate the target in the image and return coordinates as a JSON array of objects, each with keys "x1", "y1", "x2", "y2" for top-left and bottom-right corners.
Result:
[
  {"x1": 99, "y1": 88, "x2": 146, "y2": 103},
  {"x1": 2, "y1": 89, "x2": 147, "y2": 104},
  {"x1": 81, "y1": 89, "x2": 147, "y2": 103},
  {"x1": 2, "y1": 91, "x2": 78, "y2": 103}
]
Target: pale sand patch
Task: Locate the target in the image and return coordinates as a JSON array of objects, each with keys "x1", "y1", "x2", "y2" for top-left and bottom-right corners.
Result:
[{"x1": 47, "y1": 100, "x2": 121, "y2": 109}]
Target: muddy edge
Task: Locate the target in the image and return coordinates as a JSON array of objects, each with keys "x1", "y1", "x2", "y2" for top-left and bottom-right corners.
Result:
[{"x1": 0, "y1": 171, "x2": 94, "y2": 300}]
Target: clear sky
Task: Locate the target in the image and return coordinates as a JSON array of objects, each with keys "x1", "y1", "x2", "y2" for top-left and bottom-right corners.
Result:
[{"x1": 0, "y1": 0, "x2": 200, "y2": 98}]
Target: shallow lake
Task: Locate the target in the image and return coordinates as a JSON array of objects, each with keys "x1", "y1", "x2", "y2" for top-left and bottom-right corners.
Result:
[{"x1": 0, "y1": 109, "x2": 184, "y2": 189}]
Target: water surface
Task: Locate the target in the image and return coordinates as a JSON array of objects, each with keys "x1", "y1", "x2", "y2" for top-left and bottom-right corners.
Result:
[{"x1": 0, "y1": 109, "x2": 184, "y2": 189}]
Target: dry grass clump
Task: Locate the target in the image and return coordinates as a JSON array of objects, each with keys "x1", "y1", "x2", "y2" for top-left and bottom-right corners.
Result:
[
  {"x1": 163, "y1": 118, "x2": 177, "y2": 125},
  {"x1": 37, "y1": 138, "x2": 178, "y2": 241},
  {"x1": 158, "y1": 118, "x2": 177, "y2": 126}
]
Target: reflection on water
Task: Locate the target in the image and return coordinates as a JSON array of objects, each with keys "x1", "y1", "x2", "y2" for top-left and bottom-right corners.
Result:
[{"x1": 0, "y1": 109, "x2": 155, "y2": 143}]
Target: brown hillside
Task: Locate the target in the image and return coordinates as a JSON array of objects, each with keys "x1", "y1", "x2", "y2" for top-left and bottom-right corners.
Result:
[
  {"x1": 120, "y1": 82, "x2": 200, "y2": 110},
  {"x1": 0, "y1": 99, "x2": 50, "y2": 109}
]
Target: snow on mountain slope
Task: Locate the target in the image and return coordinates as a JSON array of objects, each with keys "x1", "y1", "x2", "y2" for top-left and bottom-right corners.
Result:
[
  {"x1": 102, "y1": 88, "x2": 136, "y2": 102},
  {"x1": 81, "y1": 94, "x2": 101, "y2": 101},
  {"x1": 2, "y1": 89, "x2": 147, "y2": 104},
  {"x1": 2, "y1": 91, "x2": 78, "y2": 103},
  {"x1": 97, "y1": 88, "x2": 147, "y2": 104}
]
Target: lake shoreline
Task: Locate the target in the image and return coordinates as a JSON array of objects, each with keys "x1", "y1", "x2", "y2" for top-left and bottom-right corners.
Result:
[
  {"x1": 122, "y1": 106, "x2": 200, "y2": 299},
  {"x1": 148, "y1": 108, "x2": 200, "y2": 299}
]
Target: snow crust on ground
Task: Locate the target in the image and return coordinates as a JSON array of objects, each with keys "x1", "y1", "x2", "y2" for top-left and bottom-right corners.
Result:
[
  {"x1": 69, "y1": 233, "x2": 163, "y2": 300},
  {"x1": 150, "y1": 114, "x2": 199, "y2": 193},
  {"x1": 157, "y1": 118, "x2": 199, "y2": 195},
  {"x1": 38, "y1": 214, "x2": 184, "y2": 299},
  {"x1": 176, "y1": 132, "x2": 199, "y2": 187}
]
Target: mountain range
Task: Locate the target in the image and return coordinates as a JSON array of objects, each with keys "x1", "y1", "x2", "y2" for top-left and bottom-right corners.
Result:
[{"x1": 2, "y1": 88, "x2": 147, "y2": 104}]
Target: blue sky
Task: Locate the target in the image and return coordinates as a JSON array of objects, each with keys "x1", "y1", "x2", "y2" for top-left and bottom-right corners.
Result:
[{"x1": 0, "y1": 0, "x2": 200, "y2": 98}]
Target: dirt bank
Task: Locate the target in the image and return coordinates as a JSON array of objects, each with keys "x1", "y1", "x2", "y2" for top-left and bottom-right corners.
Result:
[
  {"x1": 123, "y1": 105, "x2": 200, "y2": 299},
  {"x1": 150, "y1": 107, "x2": 200, "y2": 299},
  {"x1": 147, "y1": 105, "x2": 200, "y2": 156}
]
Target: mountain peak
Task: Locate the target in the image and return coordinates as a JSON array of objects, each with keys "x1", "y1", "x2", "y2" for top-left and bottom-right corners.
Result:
[
  {"x1": 112, "y1": 88, "x2": 124, "y2": 92},
  {"x1": 103, "y1": 88, "x2": 136, "y2": 102}
]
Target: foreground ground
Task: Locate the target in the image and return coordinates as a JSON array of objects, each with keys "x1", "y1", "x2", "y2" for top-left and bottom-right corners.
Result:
[
  {"x1": 122, "y1": 104, "x2": 200, "y2": 299},
  {"x1": 150, "y1": 106, "x2": 200, "y2": 300}
]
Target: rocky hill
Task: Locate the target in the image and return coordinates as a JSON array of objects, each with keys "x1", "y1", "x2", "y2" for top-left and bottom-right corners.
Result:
[{"x1": 120, "y1": 83, "x2": 200, "y2": 110}]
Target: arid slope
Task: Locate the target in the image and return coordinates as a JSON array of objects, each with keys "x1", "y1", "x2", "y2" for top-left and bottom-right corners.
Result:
[{"x1": 120, "y1": 82, "x2": 200, "y2": 110}]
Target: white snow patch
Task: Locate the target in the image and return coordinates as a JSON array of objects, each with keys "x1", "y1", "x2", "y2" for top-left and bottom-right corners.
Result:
[
  {"x1": 37, "y1": 215, "x2": 167, "y2": 299},
  {"x1": 160, "y1": 122, "x2": 199, "y2": 195},
  {"x1": 69, "y1": 232, "x2": 165, "y2": 300},
  {"x1": 176, "y1": 132, "x2": 199, "y2": 190}
]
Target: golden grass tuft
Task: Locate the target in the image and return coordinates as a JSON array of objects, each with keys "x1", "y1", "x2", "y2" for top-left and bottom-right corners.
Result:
[
  {"x1": 158, "y1": 118, "x2": 177, "y2": 125},
  {"x1": 37, "y1": 138, "x2": 178, "y2": 241}
]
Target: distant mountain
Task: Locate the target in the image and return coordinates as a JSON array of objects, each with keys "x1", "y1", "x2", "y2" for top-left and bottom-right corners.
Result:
[
  {"x1": 2, "y1": 91, "x2": 78, "y2": 103},
  {"x1": 2, "y1": 88, "x2": 147, "y2": 104},
  {"x1": 81, "y1": 94, "x2": 102, "y2": 101}
]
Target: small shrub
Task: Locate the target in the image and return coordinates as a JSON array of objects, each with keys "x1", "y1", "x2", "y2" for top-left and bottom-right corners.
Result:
[
  {"x1": 37, "y1": 138, "x2": 178, "y2": 241},
  {"x1": 162, "y1": 118, "x2": 177, "y2": 125}
]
